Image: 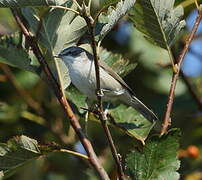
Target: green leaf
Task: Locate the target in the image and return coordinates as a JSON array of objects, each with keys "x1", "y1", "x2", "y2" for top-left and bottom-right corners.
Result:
[
  {"x1": 22, "y1": 2, "x2": 87, "y2": 54},
  {"x1": 0, "y1": 0, "x2": 68, "y2": 7},
  {"x1": 79, "y1": 44, "x2": 137, "y2": 77},
  {"x1": 22, "y1": 2, "x2": 86, "y2": 89},
  {"x1": 0, "y1": 135, "x2": 60, "y2": 178},
  {"x1": 98, "y1": 0, "x2": 136, "y2": 41},
  {"x1": 126, "y1": 129, "x2": 181, "y2": 180},
  {"x1": 0, "y1": 135, "x2": 41, "y2": 178},
  {"x1": 129, "y1": 0, "x2": 185, "y2": 49},
  {"x1": 55, "y1": 59, "x2": 71, "y2": 89},
  {"x1": 65, "y1": 86, "x2": 87, "y2": 114},
  {"x1": 109, "y1": 104, "x2": 155, "y2": 143},
  {"x1": 100, "y1": 48, "x2": 137, "y2": 77},
  {"x1": 99, "y1": 0, "x2": 119, "y2": 9},
  {"x1": 0, "y1": 45, "x2": 39, "y2": 74}
]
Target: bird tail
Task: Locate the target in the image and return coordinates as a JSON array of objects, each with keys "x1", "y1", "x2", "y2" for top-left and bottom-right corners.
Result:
[{"x1": 120, "y1": 93, "x2": 158, "y2": 122}]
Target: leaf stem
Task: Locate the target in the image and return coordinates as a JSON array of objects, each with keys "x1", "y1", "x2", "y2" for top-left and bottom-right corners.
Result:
[
  {"x1": 50, "y1": 5, "x2": 80, "y2": 15},
  {"x1": 55, "y1": 149, "x2": 89, "y2": 160},
  {"x1": 161, "y1": 8, "x2": 202, "y2": 135},
  {"x1": 167, "y1": 45, "x2": 178, "y2": 73},
  {"x1": 88, "y1": 0, "x2": 92, "y2": 9}
]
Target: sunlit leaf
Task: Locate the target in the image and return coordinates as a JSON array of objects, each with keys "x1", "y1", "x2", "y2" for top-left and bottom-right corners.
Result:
[
  {"x1": 22, "y1": 2, "x2": 86, "y2": 54},
  {"x1": 22, "y1": 2, "x2": 86, "y2": 89},
  {"x1": 126, "y1": 129, "x2": 181, "y2": 180},
  {"x1": 109, "y1": 104, "x2": 155, "y2": 143},
  {"x1": 98, "y1": 0, "x2": 136, "y2": 41},
  {"x1": 129, "y1": 0, "x2": 185, "y2": 49}
]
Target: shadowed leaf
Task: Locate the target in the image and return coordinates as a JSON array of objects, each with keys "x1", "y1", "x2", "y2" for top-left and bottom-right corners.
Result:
[
  {"x1": 0, "y1": 35, "x2": 39, "y2": 74},
  {"x1": 0, "y1": 135, "x2": 60, "y2": 178}
]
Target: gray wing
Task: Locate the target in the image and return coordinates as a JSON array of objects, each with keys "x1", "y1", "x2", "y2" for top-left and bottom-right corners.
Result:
[{"x1": 99, "y1": 60, "x2": 135, "y2": 95}]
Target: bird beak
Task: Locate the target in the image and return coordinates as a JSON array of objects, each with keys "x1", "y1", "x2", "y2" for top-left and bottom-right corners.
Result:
[{"x1": 53, "y1": 55, "x2": 60, "y2": 58}]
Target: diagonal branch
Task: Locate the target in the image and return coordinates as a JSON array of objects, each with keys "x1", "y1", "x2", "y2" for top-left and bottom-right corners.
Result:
[
  {"x1": 11, "y1": 8, "x2": 109, "y2": 180},
  {"x1": 161, "y1": 8, "x2": 202, "y2": 135},
  {"x1": 82, "y1": 4, "x2": 125, "y2": 180}
]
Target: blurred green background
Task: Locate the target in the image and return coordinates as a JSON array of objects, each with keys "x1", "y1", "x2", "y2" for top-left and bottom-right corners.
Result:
[{"x1": 1, "y1": 1, "x2": 202, "y2": 179}]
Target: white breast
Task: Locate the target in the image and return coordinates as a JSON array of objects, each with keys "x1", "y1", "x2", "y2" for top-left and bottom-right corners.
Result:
[{"x1": 63, "y1": 56, "x2": 125, "y2": 100}]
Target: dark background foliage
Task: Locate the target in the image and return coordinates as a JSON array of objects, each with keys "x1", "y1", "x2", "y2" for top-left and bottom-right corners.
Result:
[{"x1": 1, "y1": 0, "x2": 202, "y2": 179}]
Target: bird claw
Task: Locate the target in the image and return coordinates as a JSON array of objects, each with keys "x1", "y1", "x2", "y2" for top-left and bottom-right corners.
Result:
[{"x1": 96, "y1": 90, "x2": 104, "y2": 97}]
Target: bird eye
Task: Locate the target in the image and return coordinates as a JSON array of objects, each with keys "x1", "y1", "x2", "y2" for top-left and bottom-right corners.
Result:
[
  {"x1": 61, "y1": 50, "x2": 72, "y2": 56},
  {"x1": 66, "y1": 51, "x2": 72, "y2": 55},
  {"x1": 71, "y1": 51, "x2": 78, "y2": 56},
  {"x1": 60, "y1": 47, "x2": 80, "y2": 57}
]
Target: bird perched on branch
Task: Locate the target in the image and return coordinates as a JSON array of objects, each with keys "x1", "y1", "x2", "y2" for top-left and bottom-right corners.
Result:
[{"x1": 55, "y1": 46, "x2": 158, "y2": 122}]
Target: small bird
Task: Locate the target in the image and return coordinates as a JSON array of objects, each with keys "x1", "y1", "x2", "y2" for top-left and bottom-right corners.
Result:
[{"x1": 56, "y1": 46, "x2": 158, "y2": 122}]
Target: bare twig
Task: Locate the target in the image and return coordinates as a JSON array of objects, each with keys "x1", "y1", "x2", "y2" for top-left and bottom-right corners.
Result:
[
  {"x1": 82, "y1": 4, "x2": 125, "y2": 180},
  {"x1": 161, "y1": 9, "x2": 202, "y2": 135},
  {"x1": 11, "y1": 8, "x2": 109, "y2": 180}
]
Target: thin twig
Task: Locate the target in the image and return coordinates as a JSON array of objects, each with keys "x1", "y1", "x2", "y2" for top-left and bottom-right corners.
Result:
[
  {"x1": 55, "y1": 149, "x2": 89, "y2": 160},
  {"x1": 82, "y1": 5, "x2": 125, "y2": 180},
  {"x1": 11, "y1": 8, "x2": 109, "y2": 180},
  {"x1": 50, "y1": 5, "x2": 80, "y2": 15},
  {"x1": 161, "y1": 9, "x2": 202, "y2": 135}
]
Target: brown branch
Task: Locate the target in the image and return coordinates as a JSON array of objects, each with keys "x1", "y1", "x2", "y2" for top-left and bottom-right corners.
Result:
[
  {"x1": 11, "y1": 8, "x2": 109, "y2": 180},
  {"x1": 82, "y1": 6, "x2": 125, "y2": 180},
  {"x1": 161, "y1": 9, "x2": 202, "y2": 135}
]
